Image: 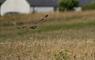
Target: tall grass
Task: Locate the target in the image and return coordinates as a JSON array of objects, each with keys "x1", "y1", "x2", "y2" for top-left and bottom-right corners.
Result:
[{"x1": 0, "y1": 11, "x2": 95, "y2": 60}]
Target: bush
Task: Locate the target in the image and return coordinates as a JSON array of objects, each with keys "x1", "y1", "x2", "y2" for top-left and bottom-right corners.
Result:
[
  {"x1": 82, "y1": 3, "x2": 95, "y2": 10},
  {"x1": 54, "y1": 49, "x2": 71, "y2": 60},
  {"x1": 59, "y1": 0, "x2": 79, "y2": 11}
]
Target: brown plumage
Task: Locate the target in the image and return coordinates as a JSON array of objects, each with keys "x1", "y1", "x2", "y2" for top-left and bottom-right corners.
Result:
[
  {"x1": 17, "y1": 14, "x2": 48, "y2": 29},
  {"x1": 30, "y1": 14, "x2": 48, "y2": 29}
]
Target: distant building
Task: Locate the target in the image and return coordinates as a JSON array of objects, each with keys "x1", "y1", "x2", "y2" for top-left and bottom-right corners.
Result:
[
  {"x1": 1, "y1": 0, "x2": 30, "y2": 16},
  {"x1": 0, "y1": 0, "x2": 58, "y2": 16},
  {"x1": 28, "y1": 0, "x2": 58, "y2": 13},
  {"x1": 0, "y1": 0, "x2": 94, "y2": 16},
  {"x1": 79, "y1": 0, "x2": 95, "y2": 6}
]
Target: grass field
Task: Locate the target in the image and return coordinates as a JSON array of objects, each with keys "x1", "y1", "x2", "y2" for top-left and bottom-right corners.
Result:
[{"x1": 0, "y1": 11, "x2": 95, "y2": 60}]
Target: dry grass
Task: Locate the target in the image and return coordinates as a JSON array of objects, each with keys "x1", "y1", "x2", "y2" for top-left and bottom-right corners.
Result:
[
  {"x1": 0, "y1": 39, "x2": 95, "y2": 60},
  {"x1": 0, "y1": 11, "x2": 95, "y2": 60}
]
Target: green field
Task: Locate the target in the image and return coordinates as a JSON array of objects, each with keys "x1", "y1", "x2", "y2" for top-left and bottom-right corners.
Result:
[{"x1": 0, "y1": 11, "x2": 95, "y2": 60}]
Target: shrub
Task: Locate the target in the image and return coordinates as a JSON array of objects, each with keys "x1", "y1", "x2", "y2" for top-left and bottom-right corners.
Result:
[
  {"x1": 54, "y1": 49, "x2": 71, "y2": 60},
  {"x1": 82, "y1": 3, "x2": 95, "y2": 10},
  {"x1": 59, "y1": 0, "x2": 79, "y2": 11}
]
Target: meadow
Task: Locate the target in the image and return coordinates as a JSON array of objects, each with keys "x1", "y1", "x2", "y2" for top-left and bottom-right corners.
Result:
[{"x1": 0, "y1": 11, "x2": 95, "y2": 60}]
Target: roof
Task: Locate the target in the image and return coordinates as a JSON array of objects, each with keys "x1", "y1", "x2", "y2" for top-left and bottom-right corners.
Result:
[
  {"x1": 28, "y1": 0, "x2": 58, "y2": 7},
  {"x1": 0, "y1": 0, "x2": 58, "y2": 7},
  {"x1": 1, "y1": 0, "x2": 95, "y2": 7},
  {"x1": 79, "y1": 0, "x2": 95, "y2": 5}
]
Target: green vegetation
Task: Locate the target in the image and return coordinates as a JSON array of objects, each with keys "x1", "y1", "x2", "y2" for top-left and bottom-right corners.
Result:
[
  {"x1": 1, "y1": 11, "x2": 95, "y2": 41},
  {"x1": 59, "y1": 0, "x2": 79, "y2": 11},
  {"x1": 82, "y1": 3, "x2": 95, "y2": 10},
  {"x1": 54, "y1": 49, "x2": 70, "y2": 60}
]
